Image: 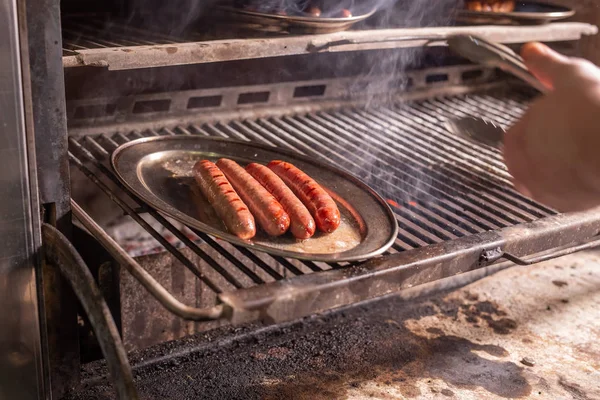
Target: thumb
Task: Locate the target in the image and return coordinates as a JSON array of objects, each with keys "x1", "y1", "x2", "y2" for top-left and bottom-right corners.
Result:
[{"x1": 521, "y1": 42, "x2": 572, "y2": 90}]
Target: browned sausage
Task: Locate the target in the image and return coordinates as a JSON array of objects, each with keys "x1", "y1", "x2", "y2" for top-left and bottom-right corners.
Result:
[
  {"x1": 246, "y1": 162, "x2": 316, "y2": 239},
  {"x1": 267, "y1": 160, "x2": 340, "y2": 233},
  {"x1": 499, "y1": 0, "x2": 515, "y2": 12},
  {"x1": 339, "y1": 9, "x2": 352, "y2": 18},
  {"x1": 305, "y1": 5, "x2": 321, "y2": 17},
  {"x1": 466, "y1": 1, "x2": 482, "y2": 11},
  {"x1": 216, "y1": 159, "x2": 290, "y2": 237},
  {"x1": 193, "y1": 160, "x2": 255, "y2": 240}
]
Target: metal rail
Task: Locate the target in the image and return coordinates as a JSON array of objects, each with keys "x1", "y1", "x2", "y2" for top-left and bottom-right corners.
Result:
[
  {"x1": 42, "y1": 223, "x2": 139, "y2": 399},
  {"x1": 60, "y1": 20, "x2": 598, "y2": 69},
  {"x1": 71, "y1": 200, "x2": 225, "y2": 321},
  {"x1": 68, "y1": 89, "x2": 600, "y2": 325}
]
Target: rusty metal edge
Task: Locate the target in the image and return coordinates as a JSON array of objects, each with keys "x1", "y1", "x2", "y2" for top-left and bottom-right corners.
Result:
[
  {"x1": 219, "y1": 210, "x2": 600, "y2": 325},
  {"x1": 61, "y1": 23, "x2": 597, "y2": 70}
]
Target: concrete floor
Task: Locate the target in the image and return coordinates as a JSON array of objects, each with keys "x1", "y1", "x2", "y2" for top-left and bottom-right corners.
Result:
[
  {"x1": 342, "y1": 251, "x2": 600, "y2": 400},
  {"x1": 70, "y1": 250, "x2": 600, "y2": 399}
]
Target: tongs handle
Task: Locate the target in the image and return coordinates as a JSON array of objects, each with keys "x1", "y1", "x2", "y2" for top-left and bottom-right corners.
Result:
[{"x1": 447, "y1": 35, "x2": 549, "y2": 94}]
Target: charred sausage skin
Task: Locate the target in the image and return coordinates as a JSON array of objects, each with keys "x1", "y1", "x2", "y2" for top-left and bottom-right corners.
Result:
[
  {"x1": 217, "y1": 158, "x2": 290, "y2": 237},
  {"x1": 246, "y1": 162, "x2": 316, "y2": 239},
  {"x1": 193, "y1": 160, "x2": 256, "y2": 239},
  {"x1": 267, "y1": 160, "x2": 340, "y2": 233}
]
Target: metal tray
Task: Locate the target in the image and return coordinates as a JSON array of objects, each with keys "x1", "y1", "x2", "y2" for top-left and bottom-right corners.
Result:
[
  {"x1": 456, "y1": 1, "x2": 575, "y2": 25},
  {"x1": 111, "y1": 136, "x2": 397, "y2": 262},
  {"x1": 216, "y1": 6, "x2": 377, "y2": 34}
]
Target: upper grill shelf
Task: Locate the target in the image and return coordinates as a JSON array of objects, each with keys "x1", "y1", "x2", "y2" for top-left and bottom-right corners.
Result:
[{"x1": 62, "y1": 18, "x2": 597, "y2": 70}]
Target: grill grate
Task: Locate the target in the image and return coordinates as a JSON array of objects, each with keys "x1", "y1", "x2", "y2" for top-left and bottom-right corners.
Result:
[
  {"x1": 69, "y1": 89, "x2": 553, "y2": 303},
  {"x1": 61, "y1": 16, "x2": 205, "y2": 53}
]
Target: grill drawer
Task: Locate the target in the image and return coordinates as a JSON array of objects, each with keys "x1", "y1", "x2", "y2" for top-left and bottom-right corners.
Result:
[{"x1": 69, "y1": 88, "x2": 600, "y2": 339}]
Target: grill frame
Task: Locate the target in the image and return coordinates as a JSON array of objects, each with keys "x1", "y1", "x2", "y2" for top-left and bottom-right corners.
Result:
[
  {"x1": 60, "y1": 17, "x2": 598, "y2": 70},
  {"x1": 69, "y1": 85, "x2": 600, "y2": 327}
]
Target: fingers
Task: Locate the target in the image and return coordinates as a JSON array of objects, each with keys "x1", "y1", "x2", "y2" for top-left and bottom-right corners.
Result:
[
  {"x1": 504, "y1": 100, "x2": 600, "y2": 212},
  {"x1": 520, "y1": 42, "x2": 572, "y2": 90},
  {"x1": 503, "y1": 114, "x2": 534, "y2": 196}
]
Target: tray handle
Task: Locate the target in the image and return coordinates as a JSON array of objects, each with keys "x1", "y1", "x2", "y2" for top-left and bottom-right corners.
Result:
[{"x1": 502, "y1": 235, "x2": 600, "y2": 266}]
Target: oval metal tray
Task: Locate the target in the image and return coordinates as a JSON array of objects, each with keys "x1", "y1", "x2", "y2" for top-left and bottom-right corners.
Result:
[
  {"x1": 456, "y1": 1, "x2": 575, "y2": 25},
  {"x1": 216, "y1": 6, "x2": 377, "y2": 34},
  {"x1": 111, "y1": 136, "x2": 398, "y2": 262}
]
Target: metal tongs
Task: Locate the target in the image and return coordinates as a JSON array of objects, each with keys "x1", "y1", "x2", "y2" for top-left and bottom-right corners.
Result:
[{"x1": 445, "y1": 34, "x2": 548, "y2": 148}]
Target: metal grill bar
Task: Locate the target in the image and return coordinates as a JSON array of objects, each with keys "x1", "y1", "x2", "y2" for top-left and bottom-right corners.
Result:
[
  {"x1": 69, "y1": 89, "x2": 560, "y2": 318},
  {"x1": 392, "y1": 102, "x2": 552, "y2": 215},
  {"x1": 69, "y1": 151, "x2": 227, "y2": 292},
  {"x1": 61, "y1": 17, "x2": 192, "y2": 52},
  {"x1": 307, "y1": 110, "x2": 508, "y2": 230},
  {"x1": 76, "y1": 135, "x2": 289, "y2": 285},
  {"x1": 71, "y1": 138, "x2": 257, "y2": 289},
  {"x1": 369, "y1": 107, "x2": 542, "y2": 220}
]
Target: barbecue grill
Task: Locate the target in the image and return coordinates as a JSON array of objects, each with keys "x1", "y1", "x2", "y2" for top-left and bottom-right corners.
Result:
[{"x1": 2, "y1": 0, "x2": 600, "y2": 398}]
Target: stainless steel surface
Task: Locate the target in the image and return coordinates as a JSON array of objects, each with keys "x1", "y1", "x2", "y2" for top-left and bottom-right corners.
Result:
[
  {"x1": 71, "y1": 199, "x2": 225, "y2": 321},
  {"x1": 24, "y1": 0, "x2": 79, "y2": 396},
  {"x1": 111, "y1": 136, "x2": 398, "y2": 262},
  {"x1": 445, "y1": 116, "x2": 506, "y2": 148},
  {"x1": 217, "y1": 6, "x2": 377, "y2": 34},
  {"x1": 456, "y1": 1, "x2": 575, "y2": 25},
  {"x1": 0, "y1": 0, "x2": 44, "y2": 398},
  {"x1": 447, "y1": 34, "x2": 548, "y2": 94}
]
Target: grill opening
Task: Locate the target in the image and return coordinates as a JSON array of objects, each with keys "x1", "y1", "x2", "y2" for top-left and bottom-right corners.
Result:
[
  {"x1": 74, "y1": 103, "x2": 117, "y2": 119},
  {"x1": 237, "y1": 91, "x2": 270, "y2": 105},
  {"x1": 132, "y1": 99, "x2": 171, "y2": 114},
  {"x1": 426, "y1": 73, "x2": 449, "y2": 84},
  {"x1": 293, "y1": 84, "x2": 327, "y2": 98},
  {"x1": 187, "y1": 95, "x2": 222, "y2": 109}
]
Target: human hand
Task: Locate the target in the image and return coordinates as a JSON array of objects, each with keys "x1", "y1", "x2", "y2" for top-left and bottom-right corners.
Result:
[{"x1": 503, "y1": 42, "x2": 600, "y2": 212}]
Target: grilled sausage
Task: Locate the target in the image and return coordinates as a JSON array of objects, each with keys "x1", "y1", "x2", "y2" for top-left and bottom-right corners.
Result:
[
  {"x1": 305, "y1": 5, "x2": 321, "y2": 17},
  {"x1": 193, "y1": 160, "x2": 256, "y2": 240},
  {"x1": 246, "y1": 163, "x2": 316, "y2": 239},
  {"x1": 216, "y1": 159, "x2": 290, "y2": 237},
  {"x1": 499, "y1": 0, "x2": 515, "y2": 12},
  {"x1": 267, "y1": 160, "x2": 340, "y2": 233},
  {"x1": 339, "y1": 9, "x2": 352, "y2": 18},
  {"x1": 465, "y1": 0, "x2": 514, "y2": 12},
  {"x1": 466, "y1": 1, "x2": 482, "y2": 11}
]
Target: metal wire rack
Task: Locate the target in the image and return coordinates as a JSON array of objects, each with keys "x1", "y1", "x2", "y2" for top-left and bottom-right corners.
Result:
[
  {"x1": 68, "y1": 88, "x2": 558, "y2": 322},
  {"x1": 61, "y1": 15, "x2": 206, "y2": 53}
]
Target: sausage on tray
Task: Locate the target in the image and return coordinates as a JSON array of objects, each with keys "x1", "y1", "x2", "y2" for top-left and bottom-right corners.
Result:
[
  {"x1": 267, "y1": 160, "x2": 341, "y2": 233},
  {"x1": 246, "y1": 162, "x2": 316, "y2": 239},
  {"x1": 193, "y1": 160, "x2": 256, "y2": 240},
  {"x1": 217, "y1": 158, "x2": 291, "y2": 237}
]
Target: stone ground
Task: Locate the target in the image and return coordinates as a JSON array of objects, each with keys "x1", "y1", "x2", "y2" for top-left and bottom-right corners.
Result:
[{"x1": 69, "y1": 250, "x2": 600, "y2": 399}]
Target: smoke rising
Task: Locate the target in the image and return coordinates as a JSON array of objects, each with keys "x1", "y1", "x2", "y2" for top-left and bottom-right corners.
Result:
[{"x1": 67, "y1": 0, "x2": 466, "y2": 211}]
